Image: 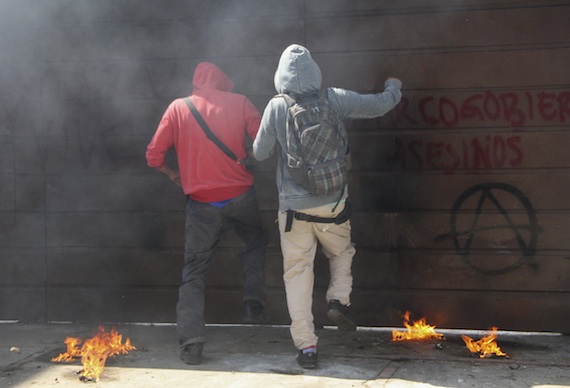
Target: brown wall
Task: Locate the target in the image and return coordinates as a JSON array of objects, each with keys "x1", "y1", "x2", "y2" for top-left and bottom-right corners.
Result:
[{"x1": 1, "y1": 0, "x2": 569, "y2": 333}]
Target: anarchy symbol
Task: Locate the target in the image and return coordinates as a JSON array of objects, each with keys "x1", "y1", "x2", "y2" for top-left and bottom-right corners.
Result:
[{"x1": 450, "y1": 183, "x2": 540, "y2": 275}]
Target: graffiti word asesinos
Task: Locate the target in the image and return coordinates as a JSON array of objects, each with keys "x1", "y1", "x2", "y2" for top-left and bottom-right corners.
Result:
[{"x1": 389, "y1": 135, "x2": 523, "y2": 170}]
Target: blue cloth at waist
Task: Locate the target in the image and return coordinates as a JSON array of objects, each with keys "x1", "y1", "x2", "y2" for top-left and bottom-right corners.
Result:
[{"x1": 209, "y1": 198, "x2": 234, "y2": 208}]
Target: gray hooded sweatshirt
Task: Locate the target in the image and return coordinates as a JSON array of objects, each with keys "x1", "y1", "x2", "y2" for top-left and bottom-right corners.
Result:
[{"x1": 253, "y1": 44, "x2": 402, "y2": 211}]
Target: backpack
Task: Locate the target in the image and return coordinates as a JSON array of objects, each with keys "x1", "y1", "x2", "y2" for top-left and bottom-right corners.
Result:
[{"x1": 279, "y1": 89, "x2": 350, "y2": 195}]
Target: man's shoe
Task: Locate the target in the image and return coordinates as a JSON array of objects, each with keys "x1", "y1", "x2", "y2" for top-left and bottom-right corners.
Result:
[
  {"x1": 242, "y1": 300, "x2": 264, "y2": 324},
  {"x1": 297, "y1": 350, "x2": 318, "y2": 369},
  {"x1": 327, "y1": 299, "x2": 357, "y2": 332},
  {"x1": 180, "y1": 343, "x2": 203, "y2": 365}
]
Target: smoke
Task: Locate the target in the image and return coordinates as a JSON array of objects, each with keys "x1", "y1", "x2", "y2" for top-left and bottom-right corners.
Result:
[{"x1": 0, "y1": 0, "x2": 292, "y2": 322}]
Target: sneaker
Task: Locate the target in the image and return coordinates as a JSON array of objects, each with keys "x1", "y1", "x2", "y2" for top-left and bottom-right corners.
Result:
[
  {"x1": 180, "y1": 342, "x2": 203, "y2": 365},
  {"x1": 297, "y1": 349, "x2": 318, "y2": 369},
  {"x1": 242, "y1": 300, "x2": 264, "y2": 324},
  {"x1": 327, "y1": 299, "x2": 356, "y2": 332}
]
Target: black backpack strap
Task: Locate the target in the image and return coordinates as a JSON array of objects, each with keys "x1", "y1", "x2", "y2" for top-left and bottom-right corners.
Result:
[{"x1": 184, "y1": 97, "x2": 241, "y2": 163}]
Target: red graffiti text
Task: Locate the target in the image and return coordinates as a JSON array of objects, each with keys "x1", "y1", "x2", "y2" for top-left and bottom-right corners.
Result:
[
  {"x1": 394, "y1": 90, "x2": 570, "y2": 128},
  {"x1": 388, "y1": 135, "x2": 523, "y2": 170}
]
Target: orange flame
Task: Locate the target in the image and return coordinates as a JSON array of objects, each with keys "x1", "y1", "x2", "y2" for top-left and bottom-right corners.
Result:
[
  {"x1": 461, "y1": 327, "x2": 509, "y2": 358},
  {"x1": 51, "y1": 326, "x2": 136, "y2": 381},
  {"x1": 392, "y1": 311, "x2": 444, "y2": 341},
  {"x1": 51, "y1": 337, "x2": 82, "y2": 362}
]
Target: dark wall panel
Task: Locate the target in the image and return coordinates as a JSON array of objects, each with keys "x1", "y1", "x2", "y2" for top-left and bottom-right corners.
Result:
[
  {"x1": 352, "y1": 290, "x2": 570, "y2": 333},
  {"x1": 0, "y1": 214, "x2": 45, "y2": 248},
  {"x1": 46, "y1": 288, "x2": 178, "y2": 323},
  {"x1": 350, "y1": 212, "x2": 558, "y2": 250},
  {"x1": 315, "y1": 50, "x2": 570, "y2": 92},
  {"x1": 350, "y1": 173, "x2": 570, "y2": 210},
  {"x1": 349, "y1": 251, "x2": 570, "y2": 292},
  {"x1": 45, "y1": 288, "x2": 291, "y2": 325},
  {"x1": 0, "y1": 249, "x2": 45, "y2": 285},
  {"x1": 307, "y1": 6, "x2": 570, "y2": 51}
]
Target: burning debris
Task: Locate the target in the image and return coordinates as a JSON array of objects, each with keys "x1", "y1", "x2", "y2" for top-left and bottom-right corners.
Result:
[
  {"x1": 461, "y1": 327, "x2": 509, "y2": 358},
  {"x1": 51, "y1": 326, "x2": 136, "y2": 382},
  {"x1": 392, "y1": 311, "x2": 445, "y2": 341}
]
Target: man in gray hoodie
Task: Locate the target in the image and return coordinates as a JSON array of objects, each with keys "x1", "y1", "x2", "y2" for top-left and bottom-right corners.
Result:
[{"x1": 253, "y1": 44, "x2": 402, "y2": 369}]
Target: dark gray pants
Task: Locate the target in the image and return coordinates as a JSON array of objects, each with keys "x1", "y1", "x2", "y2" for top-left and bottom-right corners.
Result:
[{"x1": 177, "y1": 187, "x2": 267, "y2": 346}]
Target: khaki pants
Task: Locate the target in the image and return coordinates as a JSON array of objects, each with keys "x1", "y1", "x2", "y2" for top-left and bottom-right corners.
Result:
[{"x1": 278, "y1": 201, "x2": 356, "y2": 350}]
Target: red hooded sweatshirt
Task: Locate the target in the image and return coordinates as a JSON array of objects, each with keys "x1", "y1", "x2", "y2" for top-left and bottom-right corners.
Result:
[{"x1": 146, "y1": 62, "x2": 261, "y2": 202}]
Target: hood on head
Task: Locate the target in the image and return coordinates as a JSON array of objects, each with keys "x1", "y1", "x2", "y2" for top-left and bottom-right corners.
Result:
[
  {"x1": 192, "y1": 62, "x2": 234, "y2": 92},
  {"x1": 274, "y1": 44, "x2": 322, "y2": 95}
]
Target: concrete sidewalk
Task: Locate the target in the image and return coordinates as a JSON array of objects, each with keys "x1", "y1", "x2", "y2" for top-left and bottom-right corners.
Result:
[{"x1": 1, "y1": 322, "x2": 569, "y2": 387}]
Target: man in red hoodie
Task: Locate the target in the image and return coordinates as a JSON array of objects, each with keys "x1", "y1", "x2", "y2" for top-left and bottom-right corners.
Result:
[{"x1": 146, "y1": 62, "x2": 268, "y2": 365}]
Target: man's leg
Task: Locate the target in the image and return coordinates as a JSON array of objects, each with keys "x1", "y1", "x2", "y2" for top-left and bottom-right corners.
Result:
[
  {"x1": 306, "y1": 201, "x2": 356, "y2": 331},
  {"x1": 317, "y1": 226, "x2": 355, "y2": 306},
  {"x1": 177, "y1": 197, "x2": 223, "y2": 347},
  {"x1": 277, "y1": 210, "x2": 319, "y2": 351},
  {"x1": 225, "y1": 188, "x2": 268, "y2": 312}
]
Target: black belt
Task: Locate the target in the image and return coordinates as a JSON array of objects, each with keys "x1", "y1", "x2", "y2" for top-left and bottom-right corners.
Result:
[{"x1": 284, "y1": 200, "x2": 351, "y2": 232}]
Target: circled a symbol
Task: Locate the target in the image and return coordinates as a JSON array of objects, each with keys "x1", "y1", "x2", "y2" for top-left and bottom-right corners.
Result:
[{"x1": 450, "y1": 183, "x2": 539, "y2": 275}]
